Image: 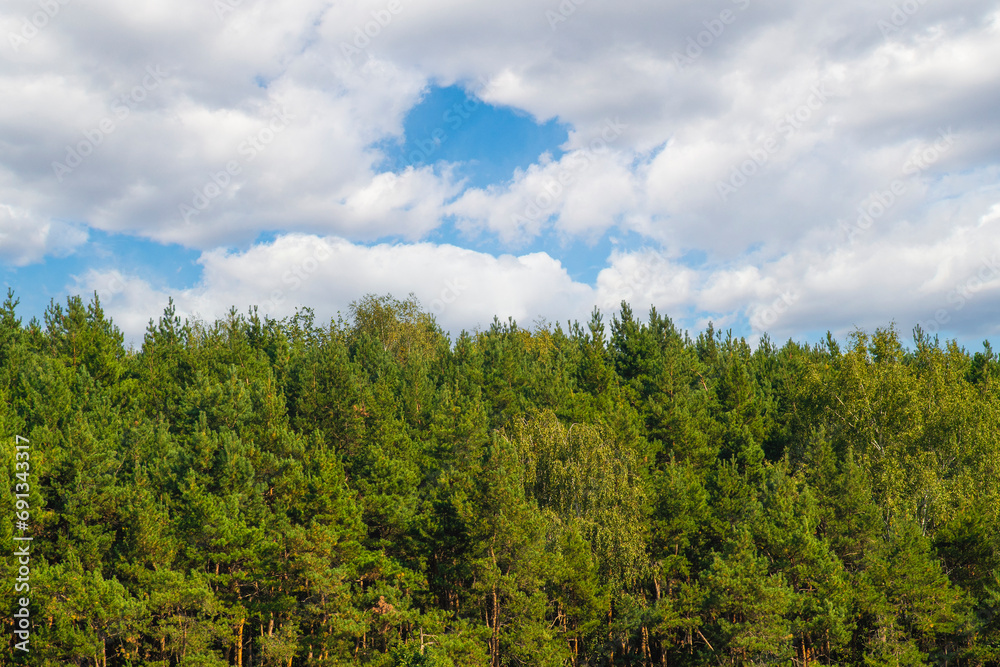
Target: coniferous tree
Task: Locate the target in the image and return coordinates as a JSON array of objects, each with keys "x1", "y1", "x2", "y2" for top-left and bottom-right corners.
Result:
[{"x1": 3, "y1": 293, "x2": 1000, "y2": 665}]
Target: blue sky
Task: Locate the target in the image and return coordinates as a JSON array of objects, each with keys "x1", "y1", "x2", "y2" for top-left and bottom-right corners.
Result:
[
  {"x1": 2, "y1": 0, "x2": 1000, "y2": 348},
  {"x1": 376, "y1": 85, "x2": 570, "y2": 190}
]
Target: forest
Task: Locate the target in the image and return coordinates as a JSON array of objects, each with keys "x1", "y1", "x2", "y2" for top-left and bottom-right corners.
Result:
[{"x1": 1, "y1": 289, "x2": 999, "y2": 667}]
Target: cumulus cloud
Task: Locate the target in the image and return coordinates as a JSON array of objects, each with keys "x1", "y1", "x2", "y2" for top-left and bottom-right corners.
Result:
[
  {"x1": 593, "y1": 190, "x2": 1000, "y2": 345},
  {"x1": 75, "y1": 235, "x2": 596, "y2": 345},
  {"x1": 0, "y1": 204, "x2": 87, "y2": 266},
  {"x1": 71, "y1": 190, "x2": 1000, "y2": 351},
  {"x1": 5, "y1": 0, "x2": 1000, "y2": 344},
  {"x1": 447, "y1": 142, "x2": 636, "y2": 245}
]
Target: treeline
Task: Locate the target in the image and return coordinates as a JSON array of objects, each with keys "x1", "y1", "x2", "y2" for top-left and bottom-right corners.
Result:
[{"x1": 1, "y1": 290, "x2": 1000, "y2": 666}]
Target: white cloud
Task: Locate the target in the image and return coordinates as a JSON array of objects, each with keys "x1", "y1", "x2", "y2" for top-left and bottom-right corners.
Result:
[
  {"x1": 0, "y1": 204, "x2": 86, "y2": 266},
  {"x1": 74, "y1": 186, "x2": 1000, "y2": 349},
  {"x1": 447, "y1": 137, "x2": 636, "y2": 245},
  {"x1": 5, "y1": 1, "x2": 998, "y2": 258},
  {"x1": 5, "y1": 0, "x2": 1000, "y2": 344},
  {"x1": 76, "y1": 234, "x2": 596, "y2": 345}
]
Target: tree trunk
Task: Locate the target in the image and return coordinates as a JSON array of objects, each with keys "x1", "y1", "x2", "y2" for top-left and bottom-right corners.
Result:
[
  {"x1": 492, "y1": 583, "x2": 499, "y2": 667},
  {"x1": 490, "y1": 545, "x2": 500, "y2": 667},
  {"x1": 237, "y1": 617, "x2": 245, "y2": 667},
  {"x1": 608, "y1": 603, "x2": 614, "y2": 665}
]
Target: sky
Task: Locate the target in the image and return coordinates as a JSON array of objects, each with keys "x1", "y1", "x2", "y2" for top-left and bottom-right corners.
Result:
[{"x1": 2, "y1": 0, "x2": 1000, "y2": 349}]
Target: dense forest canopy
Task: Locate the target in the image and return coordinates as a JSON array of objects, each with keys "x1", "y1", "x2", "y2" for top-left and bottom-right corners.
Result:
[{"x1": 2, "y1": 290, "x2": 1000, "y2": 666}]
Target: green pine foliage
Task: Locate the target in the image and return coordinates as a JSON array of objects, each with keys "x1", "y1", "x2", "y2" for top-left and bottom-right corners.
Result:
[{"x1": 1, "y1": 292, "x2": 1000, "y2": 666}]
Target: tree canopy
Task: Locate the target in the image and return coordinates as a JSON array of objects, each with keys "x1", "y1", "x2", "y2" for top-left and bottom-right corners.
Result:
[{"x1": 2, "y1": 290, "x2": 999, "y2": 666}]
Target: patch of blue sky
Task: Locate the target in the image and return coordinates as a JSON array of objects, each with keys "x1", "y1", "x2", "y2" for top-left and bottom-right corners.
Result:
[
  {"x1": 1, "y1": 229, "x2": 201, "y2": 326},
  {"x1": 675, "y1": 248, "x2": 708, "y2": 269},
  {"x1": 253, "y1": 230, "x2": 282, "y2": 245},
  {"x1": 375, "y1": 84, "x2": 571, "y2": 191}
]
